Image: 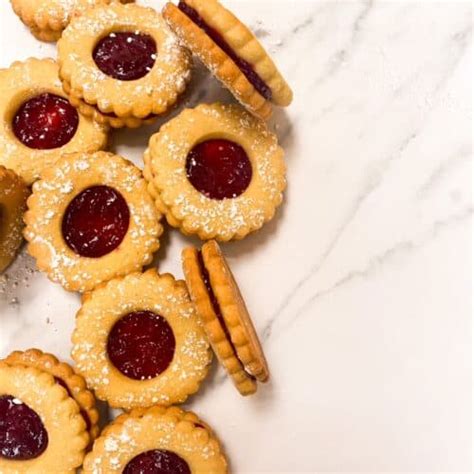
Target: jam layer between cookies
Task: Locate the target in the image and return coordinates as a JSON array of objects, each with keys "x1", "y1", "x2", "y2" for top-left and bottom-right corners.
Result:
[{"x1": 178, "y1": 0, "x2": 272, "y2": 100}]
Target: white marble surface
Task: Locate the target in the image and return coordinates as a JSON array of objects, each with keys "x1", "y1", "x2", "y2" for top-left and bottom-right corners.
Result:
[{"x1": 0, "y1": 0, "x2": 472, "y2": 472}]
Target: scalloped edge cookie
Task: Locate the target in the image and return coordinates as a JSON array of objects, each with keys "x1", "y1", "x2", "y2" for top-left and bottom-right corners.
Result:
[
  {"x1": 146, "y1": 102, "x2": 286, "y2": 242},
  {"x1": 10, "y1": 0, "x2": 134, "y2": 42},
  {"x1": 0, "y1": 58, "x2": 108, "y2": 185},
  {"x1": 58, "y1": 2, "x2": 192, "y2": 127},
  {"x1": 83, "y1": 405, "x2": 227, "y2": 473},
  {"x1": 24, "y1": 151, "x2": 162, "y2": 293},
  {"x1": 182, "y1": 240, "x2": 269, "y2": 396},
  {"x1": 72, "y1": 270, "x2": 211, "y2": 409},
  {"x1": 163, "y1": 0, "x2": 293, "y2": 119},
  {"x1": 4, "y1": 348, "x2": 100, "y2": 441},
  {"x1": 0, "y1": 166, "x2": 29, "y2": 273},
  {"x1": 0, "y1": 362, "x2": 89, "y2": 474}
]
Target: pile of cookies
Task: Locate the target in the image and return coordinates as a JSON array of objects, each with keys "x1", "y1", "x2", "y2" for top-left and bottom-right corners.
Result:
[{"x1": 0, "y1": 0, "x2": 292, "y2": 472}]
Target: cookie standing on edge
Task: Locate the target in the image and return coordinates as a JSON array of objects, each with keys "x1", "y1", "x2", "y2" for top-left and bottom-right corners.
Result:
[
  {"x1": 163, "y1": 0, "x2": 293, "y2": 120},
  {"x1": 0, "y1": 166, "x2": 29, "y2": 273},
  {"x1": 183, "y1": 240, "x2": 270, "y2": 395},
  {"x1": 10, "y1": 0, "x2": 134, "y2": 42}
]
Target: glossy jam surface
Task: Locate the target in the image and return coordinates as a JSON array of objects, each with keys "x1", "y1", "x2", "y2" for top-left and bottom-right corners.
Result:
[
  {"x1": 124, "y1": 450, "x2": 191, "y2": 474},
  {"x1": 107, "y1": 311, "x2": 176, "y2": 380},
  {"x1": 186, "y1": 139, "x2": 252, "y2": 200},
  {"x1": 54, "y1": 377, "x2": 91, "y2": 431},
  {"x1": 93, "y1": 31, "x2": 157, "y2": 81},
  {"x1": 0, "y1": 395, "x2": 48, "y2": 460},
  {"x1": 62, "y1": 185, "x2": 130, "y2": 259},
  {"x1": 13, "y1": 93, "x2": 79, "y2": 150},
  {"x1": 178, "y1": 1, "x2": 272, "y2": 100}
]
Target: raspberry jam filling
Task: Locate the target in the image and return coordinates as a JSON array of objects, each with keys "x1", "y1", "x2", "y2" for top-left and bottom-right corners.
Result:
[
  {"x1": 62, "y1": 185, "x2": 130, "y2": 259},
  {"x1": 107, "y1": 311, "x2": 176, "y2": 380},
  {"x1": 178, "y1": 1, "x2": 272, "y2": 100},
  {"x1": 12, "y1": 93, "x2": 79, "y2": 150},
  {"x1": 197, "y1": 252, "x2": 255, "y2": 380},
  {"x1": 0, "y1": 395, "x2": 48, "y2": 461},
  {"x1": 186, "y1": 139, "x2": 252, "y2": 200},
  {"x1": 54, "y1": 377, "x2": 91, "y2": 431},
  {"x1": 93, "y1": 31, "x2": 157, "y2": 81},
  {"x1": 124, "y1": 450, "x2": 191, "y2": 474}
]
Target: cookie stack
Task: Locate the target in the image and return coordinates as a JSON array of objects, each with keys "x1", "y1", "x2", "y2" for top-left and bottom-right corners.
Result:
[{"x1": 0, "y1": 0, "x2": 293, "y2": 472}]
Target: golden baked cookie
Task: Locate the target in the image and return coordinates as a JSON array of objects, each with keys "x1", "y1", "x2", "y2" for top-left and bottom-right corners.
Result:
[
  {"x1": 183, "y1": 240, "x2": 269, "y2": 396},
  {"x1": 0, "y1": 362, "x2": 89, "y2": 473},
  {"x1": 83, "y1": 406, "x2": 228, "y2": 473},
  {"x1": 24, "y1": 151, "x2": 162, "y2": 293},
  {"x1": 145, "y1": 102, "x2": 286, "y2": 241},
  {"x1": 0, "y1": 58, "x2": 108, "y2": 185},
  {"x1": 10, "y1": 0, "x2": 133, "y2": 42},
  {"x1": 0, "y1": 167, "x2": 29, "y2": 273},
  {"x1": 163, "y1": 0, "x2": 293, "y2": 120},
  {"x1": 72, "y1": 270, "x2": 211, "y2": 409},
  {"x1": 58, "y1": 3, "x2": 192, "y2": 128},
  {"x1": 4, "y1": 348, "x2": 99, "y2": 441}
]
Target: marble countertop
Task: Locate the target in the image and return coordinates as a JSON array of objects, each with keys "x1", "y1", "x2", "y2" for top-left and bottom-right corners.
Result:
[{"x1": 0, "y1": 1, "x2": 472, "y2": 472}]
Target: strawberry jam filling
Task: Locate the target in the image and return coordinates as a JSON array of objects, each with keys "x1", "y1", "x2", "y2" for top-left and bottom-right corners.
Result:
[
  {"x1": 197, "y1": 252, "x2": 255, "y2": 380},
  {"x1": 124, "y1": 450, "x2": 191, "y2": 474},
  {"x1": 186, "y1": 139, "x2": 252, "y2": 200},
  {"x1": 62, "y1": 185, "x2": 130, "y2": 259},
  {"x1": 54, "y1": 377, "x2": 91, "y2": 431},
  {"x1": 93, "y1": 31, "x2": 157, "y2": 81},
  {"x1": 12, "y1": 93, "x2": 79, "y2": 150},
  {"x1": 0, "y1": 395, "x2": 48, "y2": 460},
  {"x1": 107, "y1": 311, "x2": 176, "y2": 380},
  {"x1": 178, "y1": 1, "x2": 272, "y2": 100}
]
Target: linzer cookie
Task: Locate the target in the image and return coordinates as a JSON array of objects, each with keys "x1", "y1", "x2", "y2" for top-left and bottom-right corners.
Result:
[
  {"x1": 58, "y1": 3, "x2": 192, "y2": 128},
  {"x1": 183, "y1": 240, "x2": 269, "y2": 395},
  {"x1": 11, "y1": 0, "x2": 133, "y2": 42},
  {"x1": 145, "y1": 103, "x2": 286, "y2": 241},
  {"x1": 24, "y1": 151, "x2": 162, "y2": 292},
  {"x1": 3, "y1": 348, "x2": 100, "y2": 442},
  {"x1": 0, "y1": 58, "x2": 108, "y2": 184},
  {"x1": 0, "y1": 166, "x2": 29, "y2": 273},
  {"x1": 0, "y1": 361, "x2": 89, "y2": 473},
  {"x1": 163, "y1": 0, "x2": 293, "y2": 120},
  {"x1": 72, "y1": 270, "x2": 211, "y2": 409},
  {"x1": 83, "y1": 406, "x2": 228, "y2": 473}
]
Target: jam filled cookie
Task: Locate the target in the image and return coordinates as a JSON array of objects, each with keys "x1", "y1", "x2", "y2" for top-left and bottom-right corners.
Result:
[
  {"x1": 11, "y1": 0, "x2": 133, "y2": 43},
  {"x1": 163, "y1": 0, "x2": 293, "y2": 120},
  {"x1": 24, "y1": 151, "x2": 162, "y2": 292},
  {"x1": 0, "y1": 58, "x2": 108, "y2": 185},
  {"x1": 183, "y1": 240, "x2": 269, "y2": 395},
  {"x1": 72, "y1": 270, "x2": 211, "y2": 409},
  {"x1": 58, "y1": 3, "x2": 192, "y2": 129},
  {"x1": 145, "y1": 103, "x2": 286, "y2": 241},
  {"x1": 0, "y1": 362, "x2": 89, "y2": 473},
  {"x1": 4, "y1": 348, "x2": 99, "y2": 441},
  {"x1": 83, "y1": 406, "x2": 228, "y2": 473},
  {"x1": 0, "y1": 167, "x2": 29, "y2": 273}
]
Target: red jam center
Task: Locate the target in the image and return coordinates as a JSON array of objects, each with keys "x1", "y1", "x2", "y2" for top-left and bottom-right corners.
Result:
[
  {"x1": 53, "y1": 377, "x2": 91, "y2": 431},
  {"x1": 12, "y1": 93, "x2": 79, "y2": 150},
  {"x1": 178, "y1": 1, "x2": 272, "y2": 100},
  {"x1": 107, "y1": 311, "x2": 176, "y2": 380},
  {"x1": 186, "y1": 139, "x2": 252, "y2": 200},
  {"x1": 62, "y1": 185, "x2": 130, "y2": 259},
  {"x1": 124, "y1": 450, "x2": 191, "y2": 474},
  {"x1": 93, "y1": 31, "x2": 157, "y2": 81},
  {"x1": 0, "y1": 395, "x2": 48, "y2": 461}
]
